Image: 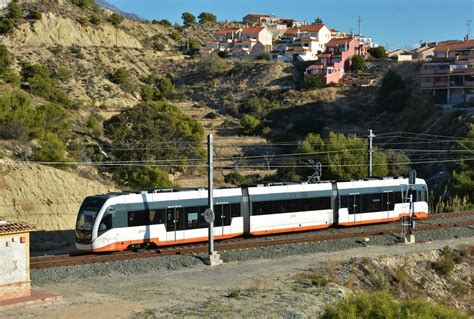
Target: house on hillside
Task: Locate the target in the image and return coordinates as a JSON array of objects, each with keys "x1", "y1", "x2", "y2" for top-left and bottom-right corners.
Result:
[
  {"x1": 243, "y1": 13, "x2": 279, "y2": 26},
  {"x1": 273, "y1": 24, "x2": 332, "y2": 61},
  {"x1": 200, "y1": 26, "x2": 272, "y2": 58},
  {"x1": 420, "y1": 39, "x2": 474, "y2": 105},
  {"x1": 305, "y1": 37, "x2": 366, "y2": 85},
  {"x1": 243, "y1": 13, "x2": 305, "y2": 28}
]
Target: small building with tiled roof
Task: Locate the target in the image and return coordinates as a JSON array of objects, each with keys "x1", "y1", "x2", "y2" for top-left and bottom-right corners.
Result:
[{"x1": 0, "y1": 220, "x2": 36, "y2": 301}]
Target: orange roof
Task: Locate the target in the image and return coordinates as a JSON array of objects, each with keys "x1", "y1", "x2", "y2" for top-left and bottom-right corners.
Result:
[
  {"x1": 241, "y1": 27, "x2": 265, "y2": 34},
  {"x1": 0, "y1": 221, "x2": 36, "y2": 235},
  {"x1": 284, "y1": 24, "x2": 326, "y2": 35},
  {"x1": 215, "y1": 28, "x2": 241, "y2": 36},
  {"x1": 300, "y1": 24, "x2": 326, "y2": 32},
  {"x1": 434, "y1": 40, "x2": 474, "y2": 52},
  {"x1": 327, "y1": 37, "x2": 357, "y2": 46}
]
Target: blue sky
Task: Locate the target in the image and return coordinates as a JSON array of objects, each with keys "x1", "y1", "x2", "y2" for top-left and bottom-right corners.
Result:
[{"x1": 108, "y1": 0, "x2": 473, "y2": 50}]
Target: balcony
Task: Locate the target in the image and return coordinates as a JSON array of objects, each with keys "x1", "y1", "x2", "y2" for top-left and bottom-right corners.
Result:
[
  {"x1": 421, "y1": 81, "x2": 434, "y2": 88},
  {"x1": 434, "y1": 80, "x2": 449, "y2": 87},
  {"x1": 421, "y1": 68, "x2": 434, "y2": 75}
]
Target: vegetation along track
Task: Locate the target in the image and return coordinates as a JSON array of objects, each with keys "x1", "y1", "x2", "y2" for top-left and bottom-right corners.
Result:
[{"x1": 30, "y1": 211, "x2": 474, "y2": 270}]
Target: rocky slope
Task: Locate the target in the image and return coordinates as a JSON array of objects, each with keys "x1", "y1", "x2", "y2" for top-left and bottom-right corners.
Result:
[{"x1": 0, "y1": 158, "x2": 116, "y2": 230}]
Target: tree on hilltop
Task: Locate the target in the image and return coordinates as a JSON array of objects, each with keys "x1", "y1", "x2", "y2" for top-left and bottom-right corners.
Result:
[
  {"x1": 181, "y1": 12, "x2": 196, "y2": 26},
  {"x1": 198, "y1": 12, "x2": 217, "y2": 24}
]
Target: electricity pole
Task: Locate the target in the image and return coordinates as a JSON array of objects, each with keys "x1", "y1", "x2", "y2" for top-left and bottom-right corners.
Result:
[
  {"x1": 357, "y1": 16, "x2": 363, "y2": 35},
  {"x1": 205, "y1": 134, "x2": 222, "y2": 266},
  {"x1": 368, "y1": 129, "x2": 375, "y2": 177}
]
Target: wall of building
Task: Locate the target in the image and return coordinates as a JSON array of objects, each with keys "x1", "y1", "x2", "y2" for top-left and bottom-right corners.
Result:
[{"x1": 0, "y1": 232, "x2": 30, "y2": 300}]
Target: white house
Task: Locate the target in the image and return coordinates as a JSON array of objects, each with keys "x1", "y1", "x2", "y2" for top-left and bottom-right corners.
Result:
[{"x1": 275, "y1": 24, "x2": 332, "y2": 62}]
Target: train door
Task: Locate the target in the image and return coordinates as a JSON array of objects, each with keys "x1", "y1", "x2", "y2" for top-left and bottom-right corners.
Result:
[
  {"x1": 166, "y1": 208, "x2": 176, "y2": 242},
  {"x1": 384, "y1": 192, "x2": 393, "y2": 219},
  {"x1": 349, "y1": 194, "x2": 361, "y2": 223},
  {"x1": 214, "y1": 203, "x2": 231, "y2": 237},
  {"x1": 166, "y1": 207, "x2": 185, "y2": 242}
]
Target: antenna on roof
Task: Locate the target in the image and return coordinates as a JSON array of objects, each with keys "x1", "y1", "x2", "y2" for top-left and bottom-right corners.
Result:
[
  {"x1": 357, "y1": 16, "x2": 363, "y2": 36},
  {"x1": 467, "y1": 20, "x2": 472, "y2": 39}
]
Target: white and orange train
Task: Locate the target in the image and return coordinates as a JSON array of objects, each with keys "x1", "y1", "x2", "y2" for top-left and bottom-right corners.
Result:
[{"x1": 75, "y1": 177, "x2": 429, "y2": 252}]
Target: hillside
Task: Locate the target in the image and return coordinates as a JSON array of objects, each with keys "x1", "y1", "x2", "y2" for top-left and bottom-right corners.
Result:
[{"x1": 0, "y1": 0, "x2": 473, "y2": 234}]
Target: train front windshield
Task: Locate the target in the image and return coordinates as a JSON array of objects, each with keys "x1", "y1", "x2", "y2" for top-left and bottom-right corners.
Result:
[{"x1": 75, "y1": 196, "x2": 108, "y2": 243}]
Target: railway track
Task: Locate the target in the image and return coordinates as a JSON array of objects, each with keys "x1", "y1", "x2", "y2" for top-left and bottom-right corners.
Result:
[{"x1": 30, "y1": 211, "x2": 474, "y2": 270}]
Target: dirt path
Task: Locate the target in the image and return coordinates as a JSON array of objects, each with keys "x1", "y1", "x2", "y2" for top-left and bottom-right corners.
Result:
[{"x1": 2, "y1": 237, "x2": 473, "y2": 319}]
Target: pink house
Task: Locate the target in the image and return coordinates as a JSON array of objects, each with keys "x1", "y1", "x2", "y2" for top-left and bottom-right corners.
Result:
[{"x1": 305, "y1": 37, "x2": 366, "y2": 85}]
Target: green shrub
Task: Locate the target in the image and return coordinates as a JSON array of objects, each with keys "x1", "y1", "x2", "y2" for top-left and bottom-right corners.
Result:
[
  {"x1": 169, "y1": 30, "x2": 181, "y2": 41},
  {"x1": 255, "y1": 52, "x2": 271, "y2": 61},
  {"x1": 227, "y1": 289, "x2": 241, "y2": 298},
  {"x1": 129, "y1": 166, "x2": 173, "y2": 189},
  {"x1": 53, "y1": 67, "x2": 73, "y2": 82},
  {"x1": 309, "y1": 274, "x2": 329, "y2": 287},
  {"x1": 377, "y1": 70, "x2": 411, "y2": 112},
  {"x1": 152, "y1": 19, "x2": 172, "y2": 27},
  {"x1": 433, "y1": 246, "x2": 455, "y2": 276},
  {"x1": 28, "y1": 9, "x2": 42, "y2": 21},
  {"x1": 34, "y1": 132, "x2": 69, "y2": 167},
  {"x1": 321, "y1": 291, "x2": 468, "y2": 319},
  {"x1": 240, "y1": 114, "x2": 260, "y2": 135},
  {"x1": 199, "y1": 55, "x2": 226, "y2": 76},
  {"x1": 157, "y1": 76, "x2": 175, "y2": 99},
  {"x1": 224, "y1": 171, "x2": 253, "y2": 186},
  {"x1": 368, "y1": 46, "x2": 388, "y2": 59},
  {"x1": 0, "y1": 18, "x2": 16, "y2": 34},
  {"x1": 108, "y1": 13, "x2": 124, "y2": 27},
  {"x1": 303, "y1": 74, "x2": 323, "y2": 90},
  {"x1": 240, "y1": 95, "x2": 280, "y2": 119},
  {"x1": 6, "y1": 1, "x2": 22, "y2": 20},
  {"x1": 77, "y1": 16, "x2": 89, "y2": 25},
  {"x1": 87, "y1": 113, "x2": 104, "y2": 135},
  {"x1": 0, "y1": 44, "x2": 13, "y2": 75},
  {"x1": 21, "y1": 63, "x2": 72, "y2": 107},
  {"x1": 89, "y1": 15, "x2": 101, "y2": 25},
  {"x1": 351, "y1": 55, "x2": 366, "y2": 72},
  {"x1": 72, "y1": 0, "x2": 99, "y2": 10}
]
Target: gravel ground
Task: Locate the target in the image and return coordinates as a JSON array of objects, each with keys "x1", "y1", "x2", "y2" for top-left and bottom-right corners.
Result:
[
  {"x1": 4, "y1": 236, "x2": 473, "y2": 319},
  {"x1": 31, "y1": 224, "x2": 474, "y2": 285}
]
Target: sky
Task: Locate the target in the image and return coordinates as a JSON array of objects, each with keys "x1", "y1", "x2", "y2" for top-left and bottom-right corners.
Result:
[{"x1": 108, "y1": 0, "x2": 473, "y2": 50}]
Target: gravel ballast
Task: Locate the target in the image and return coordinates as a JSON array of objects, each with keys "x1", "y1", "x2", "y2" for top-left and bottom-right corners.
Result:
[{"x1": 31, "y1": 224, "x2": 474, "y2": 285}]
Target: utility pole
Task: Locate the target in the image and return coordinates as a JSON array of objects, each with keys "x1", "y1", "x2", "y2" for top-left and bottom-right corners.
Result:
[
  {"x1": 467, "y1": 20, "x2": 472, "y2": 39},
  {"x1": 205, "y1": 134, "x2": 222, "y2": 266},
  {"x1": 357, "y1": 16, "x2": 363, "y2": 35},
  {"x1": 368, "y1": 129, "x2": 375, "y2": 177},
  {"x1": 401, "y1": 169, "x2": 417, "y2": 244}
]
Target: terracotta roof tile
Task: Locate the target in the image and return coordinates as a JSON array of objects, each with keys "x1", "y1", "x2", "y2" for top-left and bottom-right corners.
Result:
[
  {"x1": 327, "y1": 37, "x2": 357, "y2": 46},
  {"x1": 0, "y1": 221, "x2": 36, "y2": 235},
  {"x1": 241, "y1": 27, "x2": 266, "y2": 34},
  {"x1": 300, "y1": 24, "x2": 326, "y2": 32},
  {"x1": 434, "y1": 40, "x2": 474, "y2": 52}
]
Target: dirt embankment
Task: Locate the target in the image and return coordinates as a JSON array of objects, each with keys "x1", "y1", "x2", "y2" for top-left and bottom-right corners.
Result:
[{"x1": 0, "y1": 159, "x2": 115, "y2": 231}]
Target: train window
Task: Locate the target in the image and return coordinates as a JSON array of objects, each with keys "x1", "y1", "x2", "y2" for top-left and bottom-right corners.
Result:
[
  {"x1": 98, "y1": 214, "x2": 113, "y2": 235},
  {"x1": 149, "y1": 209, "x2": 166, "y2": 225},
  {"x1": 213, "y1": 205, "x2": 223, "y2": 227},
  {"x1": 361, "y1": 193, "x2": 383, "y2": 213},
  {"x1": 231, "y1": 203, "x2": 241, "y2": 217},
  {"x1": 184, "y1": 207, "x2": 201, "y2": 229},
  {"x1": 128, "y1": 211, "x2": 147, "y2": 227},
  {"x1": 186, "y1": 212, "x2": 199, "y2": 229},
  {"x1": 287, "y1": 200, "x2": 300, "y2": 213}
]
